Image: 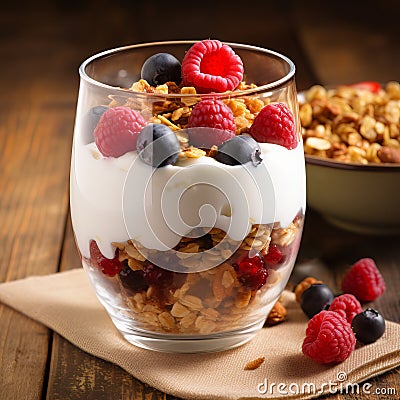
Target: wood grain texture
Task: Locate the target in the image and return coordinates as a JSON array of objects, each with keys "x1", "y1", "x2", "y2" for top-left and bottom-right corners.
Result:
[
  {"x1": 0, "y1": 93, "x2": 74, "y2": 399},
  {"x1": 0, "y1": 308, "x2": 48, "y2": 400},
  {"x1": 46, "y1": 334, "x2": 167, "y2": 400}
]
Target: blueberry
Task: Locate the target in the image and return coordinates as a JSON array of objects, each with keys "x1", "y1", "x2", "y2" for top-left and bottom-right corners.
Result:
[
  {"x1": 119, "y1": 265, "x2": 148, "y2": 293},
  {"x1": 352, "y1": 308, "x2": 386, "y2": 344},
  {"x1": 82, "y1": 105, "x2": 108, "y2": 144},
  {"x1": 136, "y1": 124, "x2": 180, "y2": 167},
  {"x1": 300, "y1": 283, "x2": 334, "y2": 319},
  {"x1": 141, "y1": 53, "x2": 182, "y2": 86},
  {"x1": 216, "y1": 135, "x2": 262, "y2": 166}
]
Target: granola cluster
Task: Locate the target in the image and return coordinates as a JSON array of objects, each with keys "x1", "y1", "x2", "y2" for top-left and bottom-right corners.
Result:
[
  {"x1": 265, "y1": 299, "x2": 287, "y2": 326},
  {"x1": 109, "y1": 218, "x2": 301, "y2": 335},
  {"x1": 300, "y1": 81, "x2": 400, "y2": 164}
]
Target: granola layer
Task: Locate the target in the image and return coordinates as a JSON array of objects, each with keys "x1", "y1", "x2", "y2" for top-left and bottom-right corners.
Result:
[{"x1": 95, "y1": 216, "x2": 303, "y2": 335}]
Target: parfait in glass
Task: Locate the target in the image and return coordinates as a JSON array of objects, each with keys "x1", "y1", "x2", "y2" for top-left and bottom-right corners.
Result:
[{"x1": 70, "y1": 40, "x2": 306, "y2": 352}]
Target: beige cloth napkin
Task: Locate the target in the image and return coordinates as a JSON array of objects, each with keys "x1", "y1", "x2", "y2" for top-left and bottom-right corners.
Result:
[{"x1": 0, "y1": 269, "x2": 399, "y2": 400}]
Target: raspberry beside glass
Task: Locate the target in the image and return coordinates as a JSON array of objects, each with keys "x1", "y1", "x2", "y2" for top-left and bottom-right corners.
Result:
[{"x1": 70, "y1": 40, "x2": 306, "y2": 352}]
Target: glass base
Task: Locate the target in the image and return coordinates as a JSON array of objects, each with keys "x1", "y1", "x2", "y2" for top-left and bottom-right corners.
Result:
[
  {"x1": 113, "y1": 318, "x2": 265, "y2": 353},
  {"x1": 90, "y1": 267, "x2": 276, "y2": 353}
]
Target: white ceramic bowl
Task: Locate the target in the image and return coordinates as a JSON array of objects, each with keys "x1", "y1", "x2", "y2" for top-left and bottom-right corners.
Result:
[{"x1": 305, "y1": 155, "x2": 400, "y2": 235}]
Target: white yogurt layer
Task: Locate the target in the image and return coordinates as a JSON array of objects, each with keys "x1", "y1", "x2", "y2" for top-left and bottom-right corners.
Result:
[{"x1": 70, "y1": 138, "x2": 306, "y2": 259}]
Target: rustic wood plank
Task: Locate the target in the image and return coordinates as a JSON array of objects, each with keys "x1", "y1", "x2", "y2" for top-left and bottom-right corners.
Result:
[
  {"x1": 0, "y1": 308, "x2": 48, "y2": 400},
  {"x1": 0, "y1": 99, "x2": 74, "y2": 397},
  {"x1": 46, "y1": 333, "x2": 168, "y2": 400},
  {"x1": 0, "y1": 2, "x2": 84, "y2": 396},
  {"x1": 0, "y1": 3, "x2": 78, "y2": 396},
  {"x1": 0, "y1": 100, "x2": 70, "y2": 280}
]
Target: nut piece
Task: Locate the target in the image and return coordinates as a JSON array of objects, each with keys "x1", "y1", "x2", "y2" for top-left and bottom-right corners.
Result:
[
  {"x1": 265, "y1": 300, "x2": 287, "y2": 325},
  {"x1": 377, "y1": 146, "x2": 400, "y2": 163},
  {"x1": 244, "y1": 357, "x2": 265, "y2": 370},
  {"x1": 295, "y1": 277, "x2": 322, "y2": 303},
  {"x1": 130, "y1": 79, "x2": 150, "y2": 92},
  {"x1": 179, "y1": 146, "x2": 206, "y2": 159},
  {"x1": 305, "y1": 137, "x2": 331, "y2": 151}
]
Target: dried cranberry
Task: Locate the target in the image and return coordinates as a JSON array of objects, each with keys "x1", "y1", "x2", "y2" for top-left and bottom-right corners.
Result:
[
  {"x1": 244, "y1": 268, "x2": 269, "y2": 291},
  {"x1": 234, "y1": 253, "x2": 269, "y2": 291},
  {"x1": 89, "y1": 240, "x2": 122, "y2": 277},
  {"x1": 263, "y1": 244, "x2": 284, "y2": 266}
]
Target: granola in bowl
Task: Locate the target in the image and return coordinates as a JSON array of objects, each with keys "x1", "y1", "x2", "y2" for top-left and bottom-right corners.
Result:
[
  {"x1": 300, "y1": 81, "x2": 400, "y2": 164},
  {"x1": 299, "y1": 81, "x2": 400, "y2": 235}
]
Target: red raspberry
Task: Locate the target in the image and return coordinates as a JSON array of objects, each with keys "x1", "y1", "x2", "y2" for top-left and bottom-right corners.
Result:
[
  {"x1": 181, "y1": 39, "x2": 244, "y2": 93},
  {"x1": 263, "y1": 244, "x2": 284, "y2": 266},
  {"x1": 234, "y1": 253, "x2": 268, "y2": 291},
  {"x1": 302, "y1": 310, "x2": 356, "y2": 364},
  {"x1": 249, "y1": 103, "x2": 297, "y2": 149},
  {"x1": 188, "y1": 99, "x2": 236, "y2": 139},
  {"x1": 89, "y1": 240, "x2": 122, "y2": 277},
  {"x1": 342, "y1": 258, "x2": 386, "y2": 302},
  {"x1": 328, "y1": 294, "x2": 363, "y2": 324},
  {"x1": 94, "y1": 106, "x2": 147, "y2": 157}
]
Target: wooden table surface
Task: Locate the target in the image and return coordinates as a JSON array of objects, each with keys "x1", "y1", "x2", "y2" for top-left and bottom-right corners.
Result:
[{"x1": 1, "y1": 0, "x2": 399, "y2": 399}]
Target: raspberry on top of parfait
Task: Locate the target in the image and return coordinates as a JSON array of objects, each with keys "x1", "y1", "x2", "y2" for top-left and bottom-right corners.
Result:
[
  {"x1": 90, "y1": 39, "x2": 299, "y2": 167},
  {"x1": 181, "y1": 39, "x2": 244, "y2": 93}
]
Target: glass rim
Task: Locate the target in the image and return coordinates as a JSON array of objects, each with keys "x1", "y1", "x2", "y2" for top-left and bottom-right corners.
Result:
[{"x1": 78, "y1": 40, "x2": 296, "y2": 98}]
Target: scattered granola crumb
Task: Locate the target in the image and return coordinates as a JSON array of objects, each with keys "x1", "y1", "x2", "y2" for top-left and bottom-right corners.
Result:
[
  {"x1": 244, "y1": 357, "x2": 265, "y2": 370},
  {"x1": 265, "y1": 300, "x2": 287, "y2": 325}
]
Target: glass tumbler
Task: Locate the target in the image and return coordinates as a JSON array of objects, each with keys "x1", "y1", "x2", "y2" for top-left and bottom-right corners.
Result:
[{"x1": 70, "y1": 40, "x2": 306, "y2": 353}]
